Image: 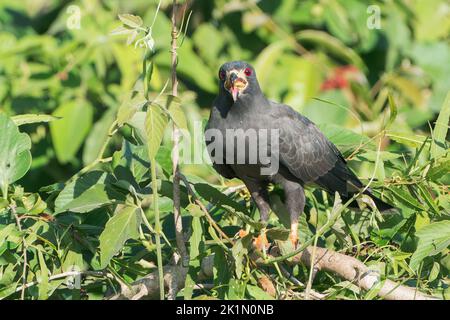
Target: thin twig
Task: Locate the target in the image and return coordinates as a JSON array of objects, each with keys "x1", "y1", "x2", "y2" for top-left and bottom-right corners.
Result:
[
  {"x1": 12, "y1": 205, "x2": 28, "y2": 300},
  {"x1": 14, "y1": 271, "x2": 111, "y2": 293},
  {"x1": 179, "y1": 174, "x2": 234, "y2": 245},
  {"x1": 169, "y1": 0, "x2": 188, "y2": 300}
]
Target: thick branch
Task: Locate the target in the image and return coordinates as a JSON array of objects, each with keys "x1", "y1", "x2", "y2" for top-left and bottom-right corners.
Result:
[
  {"x1": 106, "y1": 245, "x2": 437, "y2": 300},
  {"x1": 265, "y1": 245, "x2": 438, "y2": 300}
]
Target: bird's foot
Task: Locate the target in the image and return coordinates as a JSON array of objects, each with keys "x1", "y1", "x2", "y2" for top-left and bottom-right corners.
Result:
[
  {"x1": 254, "y1": 229, "x2": 270, "y2": 253},
  {"x1": 289, "y1": 223, "x2": 299, "y2": 249},
  {"x1": 238, "y1": 229, "x2": 249, "y2": 238}
]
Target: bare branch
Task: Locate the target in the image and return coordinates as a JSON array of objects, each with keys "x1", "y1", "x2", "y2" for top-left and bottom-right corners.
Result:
[
  {"x1": 106, "y1": 244, "x2": 438, "y2": 300},
  {"x1": 169, "y1": 0, "x2": 188, "y2": 299}
]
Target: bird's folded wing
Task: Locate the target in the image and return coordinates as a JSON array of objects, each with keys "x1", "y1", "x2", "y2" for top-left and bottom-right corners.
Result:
[{"x1": 270, "y1": 103, "x2": 341, "y2": 183}]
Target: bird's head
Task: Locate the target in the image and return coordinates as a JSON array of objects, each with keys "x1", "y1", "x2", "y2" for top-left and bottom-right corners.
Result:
[{"x1": 218, "y1": 61, "x2": 259, "y2": 102}]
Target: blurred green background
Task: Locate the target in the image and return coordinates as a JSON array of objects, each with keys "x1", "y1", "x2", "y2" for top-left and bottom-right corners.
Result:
[{"x1": 0, "y1": 0, "x2": 449, "y2": 189}]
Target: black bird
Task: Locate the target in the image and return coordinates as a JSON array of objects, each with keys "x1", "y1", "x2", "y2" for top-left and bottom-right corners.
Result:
[{"x1": 205, "y1": 61, "x2": 393, "y2": 247}]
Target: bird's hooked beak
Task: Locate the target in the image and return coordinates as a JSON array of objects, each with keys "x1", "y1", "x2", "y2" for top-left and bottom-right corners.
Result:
[{"x1": 225, "y1": 70, "x2": 248, "y2": 102}]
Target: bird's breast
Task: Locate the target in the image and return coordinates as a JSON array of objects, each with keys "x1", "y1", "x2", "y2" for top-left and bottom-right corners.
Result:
[{"x1": 205, "y1": 116, "x2": 279, "y2": 178}]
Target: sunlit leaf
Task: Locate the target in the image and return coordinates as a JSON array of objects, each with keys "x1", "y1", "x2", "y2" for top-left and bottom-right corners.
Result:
[
  {"x1": 410, "y1": 221, "x2": 450, "y2": 271},
  {"x1": 144, "y1": 104, "x2": 168, "y2": 160},
  {"x1": 246, "y1": 285, "x2": 275, "y2": 300},
  {"x1": 11, "y1": 114, "x2": 59, "y2": 126},
  {"x1": 50, "y1": 101, "x2": 93, "y2": 164},
  {"x1": 0, "y1": 113, "x2": 32, "y2": 197},
  {"x1": 55, "y1": 171, "x2": 124, "y2": 214},
  {"x1": 431, "y1": 91, "x2": 450, "y2": 159},
  {"x1": 296, "y1": 30, "x2": 366, "y2": 71},
  {"x1": 99, "y1": 205, "x2": 141, "y2": 269},
  {"x1": 118, "y1": 14, "x2": 143, "y2": 29},
  {"x1": 83, "y1": 108, "x2": 115, "y2": 165}
]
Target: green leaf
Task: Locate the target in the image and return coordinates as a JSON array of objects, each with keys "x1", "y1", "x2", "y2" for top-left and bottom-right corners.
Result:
[
  {"x1": 282, "y1": 56, "x2": 322, "y2": 110},
  {"x1": 428, "y1": 261, "x2": 440, "y2": 282},
  {"x1": 163, "y1": 96, "x2": 187, "y2": 131},
  {"x1": 145, "y1": 104, "x2": 168, "y2": 160},
  {"x1": 322, "y1": 0, "x2": 353, "y2": 43},
  {"x1": 83, "y1": 108, "x2": 115, "y2": 165},
  {"x1": 55, "y1": 171, "x2": 124, "y2": 214},
  {"x1": 117, "y1": 93, "x2": 147, "y2": 126},
  {"x1": 0, "y1": 263, "x2": 16, "y2": 286},
  {"x1": 118, "y1": 14, "x2": 143, "y2": 29},
  {"x1": 0, "y1": 283, "x2": 17, "y2": 299},
  {"x1": 431, "y1": 91, "x2": 450, "y2": 159},
  {"x1": 231, "y1": 238, "x2": 247, "y2": 279},
  {"x1": 386, "y1": 93, "x2": 398, "y2": 129},
  {"x1": 246, "y1": 285, "x2": 275, "y2": 300},
  {"x1": 296, "y1": 30, "x2": 366, "y2": 71},
  {"x1": 0, "y1": 113, "x2": 32, "y2": 198},
  {"x1": 11, "y1": 114, "x2": 59, "y2": 126},
  {"x1": 213, "y1": 247, "x2": 232, "y2": 298},
  {"x1": 224, "y1": 205, "x2": 266, "y2": 230},
  {"x1": 413, "y1": 0, "x2": 450, "y2": 42},
  {"x1": 0, "y1": 224, "x2": 17, "y2": 244},
  {"x1": 50, "y1": 101, "x2": 93, "y2": 164},
  {"x1": 266, "y1": 227, "x2": 290, "y2": 241},
  {"x1": 192, "y1": 24, "x2": 225, "y2": 67},
  {"x1": 184, "y1": 216, "x2": 203, "y2": 300},
  {"x1": 317, "y1": 123, "x2": 370, "y2": 155},
  {"x1": 410, "y1": 221, "x2": 450, "y2": 271},
  {"x1": 242, "y1": 11, "x2": 270, "y2": 33},
  {"x1": 110, "y1": 25, "x2": 136, "y2": 36},
  {"x1": 428, "y1": 158, "x2": 450, "y2": 182},
  {"x1": 303, "y1": 91, "x2": 349, "y2": 126},
  {"x1": 194, "y1": 183, "x2": 248, "y2": 214},
  {"x1": 20, "y1": 193, "x2": 47, "y2": 215},
  {"x1": 227, "y1": 278, "x2": 246, "y2": 299},
  {"x1": 416, "y1": 184, "x2": 440, "y2": 215},
  {"x1": 385, "y1": 75, "x2": 424, "y2": 107},
  {"x1": 389, "y1": 186, "x2": 425, "y2": 211},
  {"x1": 357, "y1": 150, "x2": 401, "y2": 162},
  {"x1": 127, "y1": 111, "x2": 147, "y2": 143},
  {"x1": 189, "y1": 216, "x2": 203, "y2": 261},
  {"x1": 112, "y1": 140, "x2": 150, "y2": 183},
  {"x1": 254, "y1": 41, "x2": 289, "y2": 91},
  {"x1": 175, "y1": 39, "x2": 216, "y2": 93},
  {"x1": 56, "y1": 184, "x2": 125, "y2": 214},
  {"x1": 37, "y1": 249, "x2": 49, "y2": 300},
  {"x1": 155, "y1": 146, "x2": 173, "y2": 176},
  {"x1": 99, "y1": 205, "x2": 141, "y2": 269},
  {"x1": 387, "y1": 131, "x2": 427, "y2": 148}
]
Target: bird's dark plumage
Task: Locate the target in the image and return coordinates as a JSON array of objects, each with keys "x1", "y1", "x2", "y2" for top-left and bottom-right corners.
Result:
[{"x1": 205, "y1": 61, "x2": 393, "y2": 245}]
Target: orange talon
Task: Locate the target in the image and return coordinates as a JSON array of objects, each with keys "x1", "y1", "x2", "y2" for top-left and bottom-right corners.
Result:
[
  {"x1": 238, "y1": 229, "x2": 249, "y2": 238},
  {"x1": 254, "y1": 232, "x2": 270, "y2": 251},
  {"x1": 290, "y1": 223, "x2": 299, "y2": 249}
]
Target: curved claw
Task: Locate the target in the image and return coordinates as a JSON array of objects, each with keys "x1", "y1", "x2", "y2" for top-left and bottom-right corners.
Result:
[
  {"x1": 254, "y1": 230, "x2": 270, "y2": 251},
  {"x1": 290, "y1": 223, "x2": 299, "y2": 249},
  {"x1": 238, "y1": 229, "x2": 249, "y2": 238}
]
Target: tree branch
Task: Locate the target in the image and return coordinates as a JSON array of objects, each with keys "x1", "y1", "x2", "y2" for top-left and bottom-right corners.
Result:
[
  {"x1": 169, "y1": 0, "x2": 188, "y2": 300},
  {"x1": 105, "y1": 244, "x2": 438, "y2": 300}
]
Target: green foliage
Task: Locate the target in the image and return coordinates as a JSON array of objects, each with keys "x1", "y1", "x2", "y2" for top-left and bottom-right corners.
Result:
[
  {"x1": 50, "y1": 100, "x2": 93, "y2": 164},
  {"x1": 99, "y1": 205, "x2": 141, "y2": 269},
  {"x1": 0, "y1": 0, "x2": 448, "y2": 300},
  {"x1": 0, "y1": 114, "x2": 32, "y2": 198}
]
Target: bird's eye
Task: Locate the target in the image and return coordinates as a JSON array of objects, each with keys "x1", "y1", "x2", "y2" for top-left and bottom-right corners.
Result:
[
  {"x1": 219, "y1": 70, "x2": 226, "y2": 81},
  {"x1": 244, "y1": 68, "x2": 252, "y2": 77}
]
